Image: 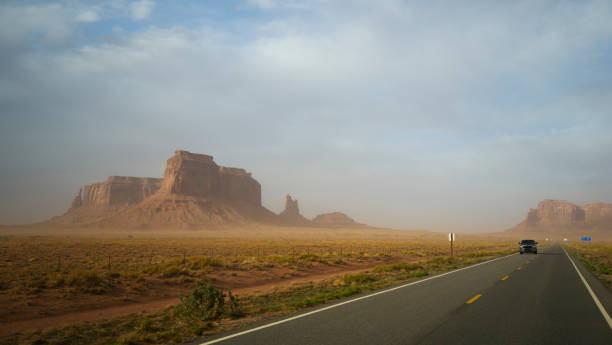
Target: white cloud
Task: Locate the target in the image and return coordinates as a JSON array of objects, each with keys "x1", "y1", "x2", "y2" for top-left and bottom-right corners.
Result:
[
  {"x1": 0, "y1": 3, "x2": 72, "y2": 45},
  {"x1": 130, "y1": 0, "x2": 155, "y2": 20},
  {"x1": 75, "y1": 10, "x2": 100, "y2": 23}
]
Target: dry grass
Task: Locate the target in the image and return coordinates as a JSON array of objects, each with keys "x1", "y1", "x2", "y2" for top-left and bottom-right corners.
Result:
[
  {"x1": 0, "y1": 227, "x2": 518, "y2": 344},
  {"x1": 0, "y1": 235, "x2": 512, "y2": 298},
  {"x1": 567, "y1": 242, "x2": 612, "y2": 288}
]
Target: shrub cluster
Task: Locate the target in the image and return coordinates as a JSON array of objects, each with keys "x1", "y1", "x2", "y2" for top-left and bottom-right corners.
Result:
[{"x1": 173, "y1": 282, "x2": 244, "y2": 324}]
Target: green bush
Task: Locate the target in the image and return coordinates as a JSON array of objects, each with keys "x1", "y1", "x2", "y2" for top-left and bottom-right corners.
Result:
[
  {"x1": 227, "y1": 290, "x2": 245, "y2": 319},
  {"x1": 137, "y1": 317, "x2": 153, "y2": 333},
  {"x1": 598, "y1": 264, "x2": 612, "y2": 275},
  {"x1": 174, "y1": 282, "x2": 225, "y2": 322},
  {"x1": 414, "y1": 270, "x2": 429, "y2": 277}
]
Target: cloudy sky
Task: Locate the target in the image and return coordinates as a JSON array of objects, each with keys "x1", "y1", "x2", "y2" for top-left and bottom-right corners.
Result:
[{"x1": 1, "y1": 0, "x2": 611, "y2": 232}]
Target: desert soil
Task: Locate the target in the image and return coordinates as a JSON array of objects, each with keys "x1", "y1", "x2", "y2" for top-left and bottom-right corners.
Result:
[{"x1": 0, "y1": 258, "x2": 402, "y2": 334}]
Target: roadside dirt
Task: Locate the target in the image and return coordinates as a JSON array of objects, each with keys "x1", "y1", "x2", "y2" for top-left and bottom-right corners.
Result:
[{"x1": 0, "y1": 258, "x2": 401, "y2": 335}]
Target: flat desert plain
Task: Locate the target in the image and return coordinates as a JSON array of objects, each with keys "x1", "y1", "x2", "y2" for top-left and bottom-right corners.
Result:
[{"x1": 0, "y1": 225, "x2": 520, "y2": 345}]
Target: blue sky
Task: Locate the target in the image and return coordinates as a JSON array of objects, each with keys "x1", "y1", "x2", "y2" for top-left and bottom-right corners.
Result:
[{"x1": 1, "y1": 0, "x2": 611, "y2": 232}]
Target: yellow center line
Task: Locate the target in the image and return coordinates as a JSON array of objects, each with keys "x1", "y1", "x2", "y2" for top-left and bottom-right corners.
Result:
[
  {"x1": 466, "y1": 294, "x2": 482, "y2": 304},
  {"x1": 501, "y1": 275, "x2": 509, "y2": 280}
]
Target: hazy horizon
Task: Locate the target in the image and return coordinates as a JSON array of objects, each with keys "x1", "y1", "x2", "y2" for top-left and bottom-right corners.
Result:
[{"x1": 1, "y1": 1, "x2": 612, "y2": 232}]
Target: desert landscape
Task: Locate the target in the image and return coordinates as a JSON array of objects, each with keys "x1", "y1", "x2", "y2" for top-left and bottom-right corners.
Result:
[
  {"x1": 1, "y1": 150, "x2": 610, "y2": 344},
  {"x1": 0, "y1": 150, "x2": 510, "y2": 344},
  {"x1": 2, "y1": 2, "x2": 612, "y2": 344}
]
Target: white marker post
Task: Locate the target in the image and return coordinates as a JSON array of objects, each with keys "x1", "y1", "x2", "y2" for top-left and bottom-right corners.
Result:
[{"x1": 448, "y1": 232, "x2": 456, "y2": 257}]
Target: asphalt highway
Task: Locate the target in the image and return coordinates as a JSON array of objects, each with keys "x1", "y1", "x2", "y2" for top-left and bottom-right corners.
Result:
[{"x1": 195, "y1": 244, "x2": 612, "y2": 345}]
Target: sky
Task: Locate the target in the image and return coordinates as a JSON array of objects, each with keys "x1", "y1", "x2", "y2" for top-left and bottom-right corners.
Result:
[{"x1": 1, "y1": 0, "x2": 611, "y2": 232}]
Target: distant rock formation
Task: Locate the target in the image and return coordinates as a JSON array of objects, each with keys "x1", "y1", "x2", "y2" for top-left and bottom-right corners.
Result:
[
  {"x1": 53, "y1": 176, "x2": 162, "y2": 224},
  {"x1": 49, "y1": 150, "x2": 372, "y2": 229},
  {"x1": 280, "y1": 195, "x2": 300, "y2": 218},
  {"x1": 312, "y1": 212, "x2": 368, "y2": 228},
  {"x1": 160, "y1": 151, "x2": 261, "y2": 205},
  {"x1": 279, "y1": 194, "x2": 311, "y2": 224},
  {"x1": 80, "y1": 176, "x2": 162, "y2": 210},
  {"x1": 583, "y1": 202, "x2": 612, "y2": 227},
  {"x1": 508, "y1": 200, "x2": 612, "y2": 233},
  {"x1": 51, "y1": 150, "x2": 274, "y2": 228}
]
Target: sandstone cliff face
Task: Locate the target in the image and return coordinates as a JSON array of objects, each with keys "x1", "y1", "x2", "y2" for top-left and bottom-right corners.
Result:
[
  {"x1": 161, "y1": 150, "x2": 261, "y2": 205},
  {"x1": 583, "y1": 203, "x2": 612, "y2": 225},
  {"x1": 312, "y1": 212, "x2": 367, "y2": 228},
  {"x1": 218, "y1": 167, "x2": 261, "y2": 205},
  {"x1": 161, "y1": 151, "x2": 218, "y2": 197},
  {"x1": 525, "y1": 200, "x2": 585, "y2": 227},
  {"x1": 79, "y1": 176, "x2": 162, "y2": 210},
  {"x1": 510, "y1": 199, "x2": 612, "y2": 233},
  {"x1": 53, "y1": 176, "x2": 162, "y2": 224},
  {"x1": 53, "y1": 150, "x2": 270, "y2": 228}
]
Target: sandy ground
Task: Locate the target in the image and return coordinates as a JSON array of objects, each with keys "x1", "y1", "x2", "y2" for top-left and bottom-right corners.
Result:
[
  {"x1": 0, "y1": 257, "x2": 404, "y2": 335},
  {"x1": 0, "y1": 223, "x2": 554, "y2": 336}
]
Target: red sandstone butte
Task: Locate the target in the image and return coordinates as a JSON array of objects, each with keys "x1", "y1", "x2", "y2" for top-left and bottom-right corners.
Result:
[{"x1": 508, "y1": 199, "x2": 612, "y2": 234}]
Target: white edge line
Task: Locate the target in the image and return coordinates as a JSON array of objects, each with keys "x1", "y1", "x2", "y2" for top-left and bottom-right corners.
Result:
[
  {"x1": 199, "y1": 251, "x2": 518, "y2": 344},
  {"x1": 562, "y1": 246, "x2": 612, "y2": 329}
]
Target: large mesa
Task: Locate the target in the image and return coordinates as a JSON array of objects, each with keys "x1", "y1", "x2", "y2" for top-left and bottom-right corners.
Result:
[
  {"x1": 51, "y1": 150, "x2": 270, "y2": 228},
  {"x1": 48, "y1": 150, "x2": 360, "y2": 229},
  {"x1": 508, "y1": 199, "x2": 612, "y2": 234}
]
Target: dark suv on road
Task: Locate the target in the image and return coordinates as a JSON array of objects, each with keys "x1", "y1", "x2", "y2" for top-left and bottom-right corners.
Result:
[{"x1": 519, "y1": 239, "x2": 538, "y2": 254}]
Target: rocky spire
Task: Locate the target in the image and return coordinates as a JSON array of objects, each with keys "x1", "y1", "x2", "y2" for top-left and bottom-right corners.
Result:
[{"x1": 282, "y1": 194, "x2": 300, "y2": 217}]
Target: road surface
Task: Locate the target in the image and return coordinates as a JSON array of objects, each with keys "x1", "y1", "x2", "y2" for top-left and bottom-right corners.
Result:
[{"x1": 194, "y1": 244, "x2": 612, "y2": 345}]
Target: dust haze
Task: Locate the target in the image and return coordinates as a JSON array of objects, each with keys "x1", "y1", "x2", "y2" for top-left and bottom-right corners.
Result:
[{"x1": 1, "y1": 1, "x2": 612, "y2": 233}]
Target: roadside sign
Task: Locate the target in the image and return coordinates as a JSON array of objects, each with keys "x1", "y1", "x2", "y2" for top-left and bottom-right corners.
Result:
[
  {"x1": 448, "y1": 232, "x2": 456, "y2": 241},
  {"x1": 581, "y1": 237, "x2": 592, "y2": 242}
]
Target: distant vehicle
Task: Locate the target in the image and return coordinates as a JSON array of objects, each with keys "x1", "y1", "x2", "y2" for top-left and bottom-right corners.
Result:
[{"x1": 518, "y1": 239, "x2": 538, "y2": 254}]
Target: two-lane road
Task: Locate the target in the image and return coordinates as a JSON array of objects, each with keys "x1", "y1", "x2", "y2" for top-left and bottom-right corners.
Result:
[{"x1": 195, "y1": 244, "x2": 612, "y2": 345}]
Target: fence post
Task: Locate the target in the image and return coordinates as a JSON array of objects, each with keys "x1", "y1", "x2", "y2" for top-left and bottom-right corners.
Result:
[
  {"x1": 57, "y1": 256, "x2": 61, "y2": 271},
  {"x1": 108, "y1": 255, "x2": 111, "y2": 271}
]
